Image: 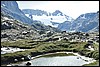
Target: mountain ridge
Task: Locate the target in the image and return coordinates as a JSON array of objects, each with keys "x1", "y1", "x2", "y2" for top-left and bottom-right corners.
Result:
[
  {"x1": 1, "y1": 1, "x2": 33, "y2": 24},
  {"x1": 22, "y1": 9, "x2": 74, "y2": 27},
  {"x1": 1, "y1": 1, "x2": 99, "y2": 33}
]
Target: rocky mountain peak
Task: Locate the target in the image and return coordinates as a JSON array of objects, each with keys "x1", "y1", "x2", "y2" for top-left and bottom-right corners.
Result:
[
  {"x1": 52, "y1": 10, "x2": 64, "y2": 16},
  {"x1": 1, "y1": 1, "x2": 33, "y2": 24},
  {"x1": 1, "y1": 1, "x2": 24, "y2": 15}
]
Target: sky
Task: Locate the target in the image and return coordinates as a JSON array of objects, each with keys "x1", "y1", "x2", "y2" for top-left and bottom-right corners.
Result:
[{"x1": 17, "y1": 1, "x2": 99, "y2": 19}]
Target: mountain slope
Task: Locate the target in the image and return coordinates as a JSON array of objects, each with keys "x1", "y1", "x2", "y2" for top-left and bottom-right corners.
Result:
[
  {"x1": 1, "y1": 12, "x2": 61, "y2": 42},
  {"x1": 1, "y1": 1, "x2": 60, "y2": 33},
  {"x1": 58, "y1": 11, "x2": 99, "y2": 32},
  {"x1": 22, "y1": 9, "x2": 74, "y2": 27},
  {"x1": 1, "y1": 1, "x2": 33, "y2": 24},
  {"x1": 1, "y1": 12, "x2": 40, "y2": 42},
  {"x1": 57, "y1": 21, "x2": 72, "y2": 32},
  {"x1": 71, "y1": 11, "x2": 99, "y2": 32}
]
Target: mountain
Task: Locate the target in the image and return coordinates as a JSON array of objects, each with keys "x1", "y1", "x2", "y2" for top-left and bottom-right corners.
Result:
[
  {"x1": 1, "y1": 1, "x2": 33, "y2": 24},
  {"x1": 52, "y1": 10, "x2": 65, "y2": 16},
  {"x1": 1, "y1": 1, "x2": 60, "y2": 33},
  {"x1": 1, "y1": 11, "x2": 61, "y2": 42},
  {"x1": 22, "y1": 9, "x2": 74, "y2": 27},
  {"x1": 22, "y1": 9, "x2": 49, "y2": 16},
  {"x1": 58, "y1": 11, "x2": 99, "y2": 32},
  {"x1": 1, "y1": 12, "x2": 40, "y2": 42},
  {"x1": 57, "y1": 21, "x2": 72, "y2": 32},
  {"x1": 71, "y1": 11, "x2": 99, "y2": 32},
  {"x1": 1, "y1": 1, "x2": 98, "y2": 33}
]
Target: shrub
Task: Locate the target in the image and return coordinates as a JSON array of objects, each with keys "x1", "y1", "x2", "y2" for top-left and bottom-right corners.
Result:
[{"x1": 73, "y1": 49, "x2": 79, "y2": 52}]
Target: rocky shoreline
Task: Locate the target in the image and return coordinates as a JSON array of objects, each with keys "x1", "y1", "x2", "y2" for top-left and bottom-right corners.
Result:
[{"x1": 5, "y1": 51, "x2": 96, "y2": 66}]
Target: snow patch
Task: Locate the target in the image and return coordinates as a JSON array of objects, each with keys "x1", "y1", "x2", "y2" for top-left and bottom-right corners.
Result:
[
  {"x1": 81, "y1": 14, "x2": 86, "y2": 19},
  {"x1": 25, "y1": 14, "x2": 73, "y2": 27},
  {"x1": 4, "y1": 17, "x2": 9, "y2": 20},
  {"x1": 1, "y1": 47, "x2": 27, "y2": 54},
  {"x1": 2, "y1": 4, "x2": 6, "y2": 7}
]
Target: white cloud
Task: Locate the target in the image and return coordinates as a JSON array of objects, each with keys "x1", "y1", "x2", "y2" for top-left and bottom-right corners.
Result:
[{"x1": 17, "y1": 1, "x2": 99, "y2": 19}]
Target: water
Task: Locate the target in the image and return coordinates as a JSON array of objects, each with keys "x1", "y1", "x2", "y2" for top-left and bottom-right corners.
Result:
[
  {"x1": 18, "y1": 53, "x2": 94, "y2": 66},
  {"x1": 8, "y1": 52, "x2": 96, "y2": 66},
  {"x1": 27, "y1": 55, "x2": 95, "y2": 66}
]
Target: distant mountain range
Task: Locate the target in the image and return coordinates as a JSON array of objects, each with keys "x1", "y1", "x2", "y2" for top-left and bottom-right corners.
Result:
[
  {"x1": 1, "y1": 1, "x2": 60, "y2": 31},
  {"x1": 1, "y1": 1, "x2": 61, "y2": 42},
  {"x1": 1, "y1": 1, "x2": 99, "y2": 33},
  {"x1": 71, "y1": 11, "x2": 99, "y2": 32},
  {"x1": 58, "y1": 11, "x2": 99, "y2": 32},
  {"x1": 22, "y1": 9, "x2": 99, "y2": 32},
  {"x1": 22, "y1": 9, "x2": 68, "y2": 16},
  {"x1": 22, "y1": 9, "x2": 74, "y2": 27}
]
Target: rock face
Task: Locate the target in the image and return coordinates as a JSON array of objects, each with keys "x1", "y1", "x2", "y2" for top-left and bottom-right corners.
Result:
[
  {"x1": 71, "y1": 11, "x2": 99, "y2": 32},
  {"x1": 52, "y1": 10, "x2": 65, "y2": 16},
  {"x1": 58, "y1": 11, "x2": 99, "y2": 32},
  {"x1": 1, "y1": 12, "x2": 40, "y2": 42},
  {"x1": 57, "y1": 21, "x2": 72, "y2": 32},
  {"x1": 1, "y1": 1, "x2": 98, "y2": 35},
  {"x1": 1, "y1": 1, "x2": 60, "y2": 37},
  {"x1": 22, "y1": 9, "x2": 99, "y2": 32},
  {"x1": 1, "y1": 1, "x2": 33, "y2": 24}
]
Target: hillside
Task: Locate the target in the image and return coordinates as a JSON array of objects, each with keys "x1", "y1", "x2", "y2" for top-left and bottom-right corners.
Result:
[
  {"x1": 58, "y1": 11, "x2": 99, "y2": 32},
  {"x1": 1, "y1": 12, "x2": 40, "y2": 42},
  {"x1": 71, "y1": 11, "x2": 99, "y2": 32}
]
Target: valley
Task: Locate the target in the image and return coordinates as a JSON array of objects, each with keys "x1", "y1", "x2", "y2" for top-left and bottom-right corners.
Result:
[
  {"x1": 1, "y1": 32, "x2": 99, "y2": 66},
  {"x1": 1, "y1": 1, "x2": 99, "y2": 66}
]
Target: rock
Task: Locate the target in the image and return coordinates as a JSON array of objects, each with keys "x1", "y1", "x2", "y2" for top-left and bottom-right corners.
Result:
[
  {"x1": 21, "y1": 57, "x2": 24, "y2": 61},
  {"x1": 25, "y1": 61, "x2": 31, "y2": 66},
  {"x1": 84, "y1": 60, "x2": 88, "y2": 62},
  {"x1": 7, "y1": 64, "x2": 12, "y2": 66},
  {"x1": 14, "y1": 58, "x2": 18, "y2": 62}
]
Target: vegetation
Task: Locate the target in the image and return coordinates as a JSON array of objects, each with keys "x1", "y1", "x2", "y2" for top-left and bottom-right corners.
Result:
[
  {"x1": 35, "y1": 53, "x2": 76, "y2": 58},
  {"x1": 1, "y1": 39, "x2": 99, "y2": 65},
  {"x1": 1, "y1": 39, "x2": 38, "y2": 48},
  {"x1": 83, "y1": 60, "x2": 99, "y2": 66}
]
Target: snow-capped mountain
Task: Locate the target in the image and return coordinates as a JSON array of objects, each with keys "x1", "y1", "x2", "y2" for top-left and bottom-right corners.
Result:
[
  {"x1": 71, "y1": 11, "x2": 99, "y2": 32},
  {"x1": 1, "y1": 1, "x2": 98, "y2": 33},
  {"x1": 22, "y1": 9, "x2": 74, "y2": 27},
  {"x1": 52, "y1": 10, "x2": 65, "y2": 16},
  {"x1": 1, "y1": 1, "x2": 60, "y2": 33},
  {"x1": 58, "y1": 11, "x2": 99, "y2": 32},
  {"x1": 22, "y1": 9, "x2": 48, "y2": 16}
]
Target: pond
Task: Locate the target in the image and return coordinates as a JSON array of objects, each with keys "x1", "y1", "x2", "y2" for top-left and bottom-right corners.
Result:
[
  {"x1": 30, "y1": 56, "x2": 88, "y2": 66},
  {"x1": 12, "y1": 52, "x2": 96, "y2": 66}
]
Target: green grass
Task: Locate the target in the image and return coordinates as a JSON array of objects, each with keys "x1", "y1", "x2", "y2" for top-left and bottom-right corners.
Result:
[
  {"x1": 1, "y1": 39, "x2": 99, "y2": 65},
  {"x1": 1, "y1": 39, "x2": 88, "y2": 57},
  {"x1": 93, "y1": 43, "x2": 99, "y2": 50},
  {"x1": 39, "y1": 53, "x2": 76, "y2": 57},
  {"x1": 83, "y1": 60, "x2": 99, "y2": 66},
  {"x1": 1, "y1": 39, "x2": 38, "y2": 48}
]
